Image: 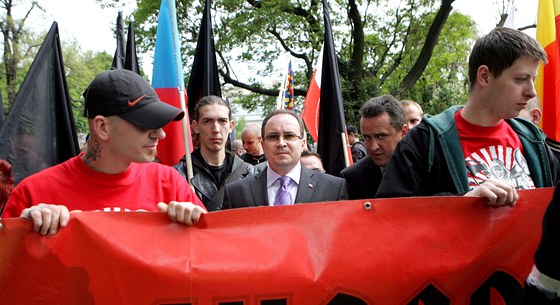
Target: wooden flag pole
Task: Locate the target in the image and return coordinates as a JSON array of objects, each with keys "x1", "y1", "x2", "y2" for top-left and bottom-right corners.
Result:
[
  {"x1": 178, "y1": 89, "x2": 193, "y2": 182},
  {"x1": 340, "y1": 132, "x2": 350, "y2": 168}
]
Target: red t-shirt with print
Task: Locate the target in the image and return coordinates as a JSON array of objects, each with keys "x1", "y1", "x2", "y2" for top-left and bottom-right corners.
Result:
[{"x1": 455, "y1": 109, "x2": 535, "y2": 190}]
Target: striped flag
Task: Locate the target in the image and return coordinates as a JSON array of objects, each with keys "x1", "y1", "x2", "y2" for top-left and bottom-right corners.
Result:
[
  {"x1": 302, "y1": 0, "x2": 351, "y2": 176},
  {"x1": 301, "y1": 47, "x2": 323, "y2": 142},
  {"x1": 536, "y1": 0, "x2": 560, "y2": 141},
  {"x1": 278, "y1": 60, "x2": 295, "y2": 110},
  {"x1": 152, "y1": 0, "x2": 191, "y2": 166}
]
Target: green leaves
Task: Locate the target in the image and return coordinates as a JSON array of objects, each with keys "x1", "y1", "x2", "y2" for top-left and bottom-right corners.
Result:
[{"x1": 133, "y1": 0, "x2": 477, "y2": 127}]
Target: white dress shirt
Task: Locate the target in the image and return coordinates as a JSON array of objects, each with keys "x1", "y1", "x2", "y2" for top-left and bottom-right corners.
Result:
[{"x1": 266, "y1": 163, "x2": 301, "y2": 206}]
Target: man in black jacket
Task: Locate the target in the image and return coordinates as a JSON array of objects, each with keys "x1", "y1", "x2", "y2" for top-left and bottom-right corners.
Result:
[
  {"x1": 523, "y1": 183, "x2": 560, "y2": 304},
  {"x1": 340, "y1": 95, "x2": 408, "y2": 200},
  {"x1": 174, "y1": 95, "x2": 255, "y2": 211}
]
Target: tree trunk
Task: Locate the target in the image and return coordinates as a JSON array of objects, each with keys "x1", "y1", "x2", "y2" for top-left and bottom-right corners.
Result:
[
  {"x1": 0, "y1": 0, "x2": 41, "y2": 108},
  {"x1": 401, "y1": 0, "x2": 454, "y2": 91},
  {"x1": 346, "y1": 0, "x2": 364, "y2": 101}
]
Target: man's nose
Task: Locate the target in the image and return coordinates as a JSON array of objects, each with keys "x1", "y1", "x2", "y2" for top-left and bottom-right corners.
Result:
[
  {"x1": 151, "y1": 128, "x2": 166, "y2": 140},
  {"x1": 369, "y1": 140, "x2": 380, "y2": 151}
]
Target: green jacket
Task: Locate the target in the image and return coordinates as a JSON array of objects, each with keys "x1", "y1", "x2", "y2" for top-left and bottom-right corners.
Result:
[{"x1": 377, "y1": 106, "x2": 558, "y2": 197}]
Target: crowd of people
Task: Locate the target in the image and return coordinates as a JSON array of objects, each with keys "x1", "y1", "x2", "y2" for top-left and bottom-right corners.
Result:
[{"x1": 0, "y1": 26, "x2": 559, "y2": 303}]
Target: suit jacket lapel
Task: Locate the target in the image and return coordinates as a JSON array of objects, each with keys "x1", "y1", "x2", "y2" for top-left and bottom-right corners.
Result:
[
  {"x1": 295, "y1": 168, "x2": 316, "y2": 203},
  {"x1": 250, "y1": 168, "x2": 269, "y2": 206}
]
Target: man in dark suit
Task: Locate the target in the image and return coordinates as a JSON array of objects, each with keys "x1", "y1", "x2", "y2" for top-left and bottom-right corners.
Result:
[
  {"x1": 223, "y1": 109, "x2": 348, "y2": 208},
  {"x1": 340, "y1": 95, "x2": 408, "y2": 200}
]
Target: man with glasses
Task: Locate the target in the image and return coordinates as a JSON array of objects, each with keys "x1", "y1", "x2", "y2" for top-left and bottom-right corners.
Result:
[
  {"x1": 340, "y1": 95, "x2": 408, "y2": 200},
  {"x1": 222, "y1": 109, "x2": 347, "y2": 209}
]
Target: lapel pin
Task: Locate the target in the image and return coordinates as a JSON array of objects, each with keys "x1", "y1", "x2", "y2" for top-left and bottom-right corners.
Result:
[{"x1": 308, "y1": 183, "x2": 314, "y2": 188}]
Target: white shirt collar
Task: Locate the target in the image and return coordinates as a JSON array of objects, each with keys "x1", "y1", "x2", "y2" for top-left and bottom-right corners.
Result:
[{"x1": 267, "y1": 162, "x2": 302, "y2": 187}]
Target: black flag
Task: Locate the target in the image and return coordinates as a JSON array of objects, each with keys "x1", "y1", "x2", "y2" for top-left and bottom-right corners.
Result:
[
  {"x1": 111, "y1": 11, "x2": 126, "y2": 69},
  {"x1": 112, "y1": 12, "x2": 140, "y2": 75},
  {"x1": 0, "y1": 22, "x2": 79, "y2": 183},
  {"x1": 124, "y1": 20, "x2": 140, "y2": 74},
  {"x1": 186, "y1": 0, "x2": 222, "y2": 119},
  {"x1": 317, "y1": 0, "x2": 349, "y2": 176}
]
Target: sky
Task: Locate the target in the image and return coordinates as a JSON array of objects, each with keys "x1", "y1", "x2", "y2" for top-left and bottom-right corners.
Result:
[
  {"x1": 452, "y1": 0, "x2": 537, "y2": 37},
  {"x1": 23, "y1": 0, "x2": 537, "y2": 80},
  {"x1": 29, "y1": 0, "x2": 136, "y2": 54}
]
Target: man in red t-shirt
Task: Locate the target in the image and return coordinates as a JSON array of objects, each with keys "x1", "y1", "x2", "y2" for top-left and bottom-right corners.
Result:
[
  {"x1": 377, "y1": 27, "x2": 558, "y2": 205},
  {"x1": 1, "y1": 69, "x2": 207, "y2": 235}
]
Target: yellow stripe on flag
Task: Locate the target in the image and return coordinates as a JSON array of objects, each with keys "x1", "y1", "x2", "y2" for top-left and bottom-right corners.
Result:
[
  {"x1": 537, "y1": 0, "x2": 560, "y2": 141},
  {"x1": 537, "y1": 0, "x2": 559, "y2": 47}
]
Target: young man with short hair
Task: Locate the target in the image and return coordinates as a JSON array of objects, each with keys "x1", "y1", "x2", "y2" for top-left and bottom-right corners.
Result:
[
  {"x1": 174, "y1": 95, "x2": 255, "y2": 211},
  {"x1": 377, "y1": 27, "x2": 559, "y2": 206}
]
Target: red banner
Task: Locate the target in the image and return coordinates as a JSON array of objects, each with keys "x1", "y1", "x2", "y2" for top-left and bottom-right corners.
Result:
[{"x1": 0, "y1": 188, "x2": 553, "y2": 305}]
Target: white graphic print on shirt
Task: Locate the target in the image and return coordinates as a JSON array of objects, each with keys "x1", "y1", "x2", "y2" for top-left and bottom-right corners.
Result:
[{"x1": 465, "y1": 145, "x2": 535, "y2": 190}]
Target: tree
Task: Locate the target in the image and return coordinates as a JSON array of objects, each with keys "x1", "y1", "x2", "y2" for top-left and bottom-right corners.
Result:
[
  {"x1": 494, "y1": 0, "x2": 535, "y2": 31},
  {"x1": 62, "y1": 39, "x2": 113, "y2": 133},
  {"x1": 383, "y1": 11, "x2": 476, "y2": 115},
  {"x1": 133, "y1": 0, "x2": 477, "y2": 127},
  {"x1": 0, "y1": 33, "x2": 112, "y2": 134},
  {"x1": 0, "y1": 1, "x2": 113, "y2": 133},
  {"x1": 0, "y1": 0, "x2": 44, "y2": 107}
]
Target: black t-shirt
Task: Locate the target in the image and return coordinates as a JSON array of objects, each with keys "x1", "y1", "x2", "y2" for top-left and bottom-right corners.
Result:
[
  {"x1": 240, "y1": 153, "x2": 267, "y2": 165},
  {"x1": 192, "y1": 149, "x2": 232, "y2": 188}
]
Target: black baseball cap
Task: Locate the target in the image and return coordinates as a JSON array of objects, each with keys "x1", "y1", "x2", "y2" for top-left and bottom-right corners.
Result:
[{"x1": 83, "y1": 69, "x2": 184, "y2": 129}]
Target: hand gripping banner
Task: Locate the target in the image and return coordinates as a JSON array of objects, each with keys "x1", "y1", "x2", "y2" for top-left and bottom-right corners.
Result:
[{"x1": 0, "y1": 188, "x2": 553, "y2": 305}]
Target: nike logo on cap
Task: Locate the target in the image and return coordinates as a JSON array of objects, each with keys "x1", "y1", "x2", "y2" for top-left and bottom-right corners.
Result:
[{"x1": 128, "y1": 95, "x2": 146, "y2": 107}]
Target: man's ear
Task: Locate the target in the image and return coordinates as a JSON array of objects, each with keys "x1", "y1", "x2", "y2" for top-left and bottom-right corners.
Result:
[
  {"x1": 530, "y1": 108, "x2": 543, "y2": 126},
  {"x1": 91, "y1": 116, "x2": 110, "y2": 141},
  {"x1": 477, "y1": 65, "x2": 490, "y2": 87},
  {"x1": 229, "y1": 120, "x2": 235, "y2": 133},
  {"x1": 400, "y1": 124, "x2": 409, "y2": 137},
  {"x1": 191, "y1": 120, "x2": 199, "y2": 134}
]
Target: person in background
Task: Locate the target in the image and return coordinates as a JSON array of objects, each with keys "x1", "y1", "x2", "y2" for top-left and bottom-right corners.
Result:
[
  {"x1": 341, "y1": 95, "x2": 408, "y2": 200},
  {"x1": 174, "y1": 95, "x2": 256, "y2": 211},
  {"x1": 517, "y1": 96, "x2": 560, "y2": 161},
  {"x1": 347, "y1": 125, "x2": 367, "y2": 163},
  {"x1": 400, "y1": 99, "x2": 424, "y2": 128},
  {"x1": 300, "y1": 150, "x2": 325, "y2": 173},
  {"x1": 240, "y1": 123, "x2": 267, "y2": 165},
  {"x1": 0, "y1": 159, "x2": 13, "y2": 213},
  {"x1": 223, "y1": 109, "x2": 348, "y2": 209},
  {"x1": 377, "y1": 27, "x2": 559, "y2": 206},
  {"x1": 1, "y1": 69, "x2": 206, "y2": 235},
  {"x1": 231, "y1": 139, "x2": 246, "y2": 157}
]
